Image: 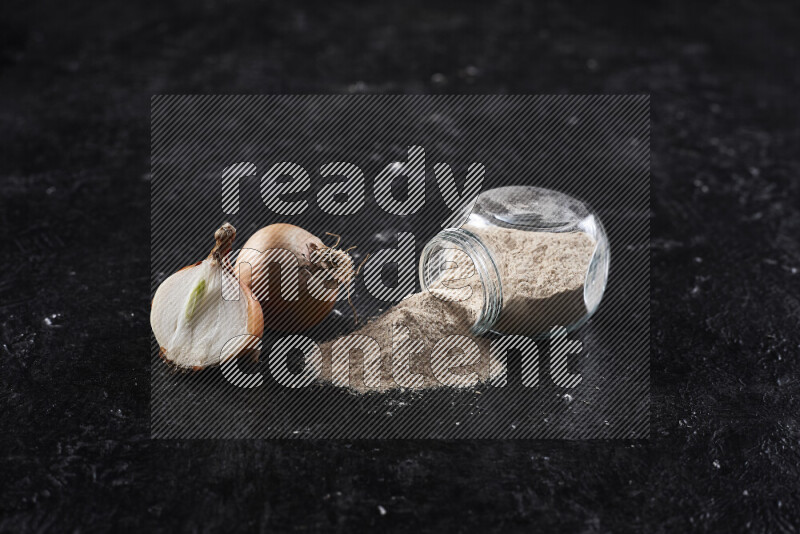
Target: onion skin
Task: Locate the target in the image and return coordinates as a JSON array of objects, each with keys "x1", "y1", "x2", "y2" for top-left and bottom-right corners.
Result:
[
  {"x1": 236, "y1": 224, "x2": 339, "y2": 333},
  {"x1": 239, "y1": 283, "x2": 265, "y2": 345}
]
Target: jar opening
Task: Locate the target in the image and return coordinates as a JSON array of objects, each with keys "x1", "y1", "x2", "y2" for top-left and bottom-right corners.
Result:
[{"x1": 418, "y1": 229, "x2": 503, "y2": 335}]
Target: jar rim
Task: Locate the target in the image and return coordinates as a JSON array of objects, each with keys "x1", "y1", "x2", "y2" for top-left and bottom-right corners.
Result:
[{"x1": 418, "y1": 228, "x2": 503, "y2": 335}]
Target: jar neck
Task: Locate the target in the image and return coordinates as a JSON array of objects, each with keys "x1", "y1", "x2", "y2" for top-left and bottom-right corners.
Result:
[{"x1": 419, "y1": 228, "x2": 503, "y2": 335}]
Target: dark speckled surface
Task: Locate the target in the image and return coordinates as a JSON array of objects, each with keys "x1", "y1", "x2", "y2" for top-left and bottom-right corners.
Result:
[{"x1": 2, "y1": 0, "x2": 799, "y2": 531}]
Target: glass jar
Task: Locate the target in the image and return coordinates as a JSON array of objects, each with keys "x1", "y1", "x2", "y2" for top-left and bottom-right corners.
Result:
[{"x1": 419, "y1": 186, "x2": 609, "y2": 336}]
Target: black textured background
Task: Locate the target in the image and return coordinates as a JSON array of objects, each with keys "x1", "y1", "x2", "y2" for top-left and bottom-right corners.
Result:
[{"x1": 2, "y1": 0, "x2": 799, "y2": 531}]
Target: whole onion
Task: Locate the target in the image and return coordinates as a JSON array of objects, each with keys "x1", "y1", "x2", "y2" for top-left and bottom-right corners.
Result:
[{"x1": 236, "y1": 224, "x2": 355, "y2": 333}]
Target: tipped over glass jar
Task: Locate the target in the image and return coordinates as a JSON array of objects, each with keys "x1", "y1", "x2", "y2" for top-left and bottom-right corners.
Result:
[{"x1": 419, "y1": 186, "x2": 609, "y2": 336}]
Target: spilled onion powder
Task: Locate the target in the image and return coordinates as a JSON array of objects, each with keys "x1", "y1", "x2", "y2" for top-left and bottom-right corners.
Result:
[{"x1": 318, "y1": 226, "x2": 596, "y2": 393}]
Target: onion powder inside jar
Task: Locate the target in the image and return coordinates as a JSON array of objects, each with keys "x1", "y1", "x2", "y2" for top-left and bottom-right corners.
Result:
[{"x1": 419, "y1": 186, "x2": 609, "y2": 336}]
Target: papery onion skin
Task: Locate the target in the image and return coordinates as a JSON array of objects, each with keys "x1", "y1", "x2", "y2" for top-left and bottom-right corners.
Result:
[{"x1": 236, "y1": 223, "x2": 344, "y2": 333}]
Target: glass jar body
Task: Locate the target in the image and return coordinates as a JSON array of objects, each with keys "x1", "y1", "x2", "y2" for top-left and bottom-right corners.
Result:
[{"x1": 419, "y1": 186, "x2": 609, "y2": 336}]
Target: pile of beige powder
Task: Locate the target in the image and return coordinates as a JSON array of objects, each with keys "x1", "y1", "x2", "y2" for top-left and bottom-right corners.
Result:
[{"x1": 318, "y1": 226, "x2": 596, "y2": 393}]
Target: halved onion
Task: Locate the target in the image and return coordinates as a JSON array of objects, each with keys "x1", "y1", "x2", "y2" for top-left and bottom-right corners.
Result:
[{"x1": 151, "y1": 223, "x2": 264, "y2": 369}]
